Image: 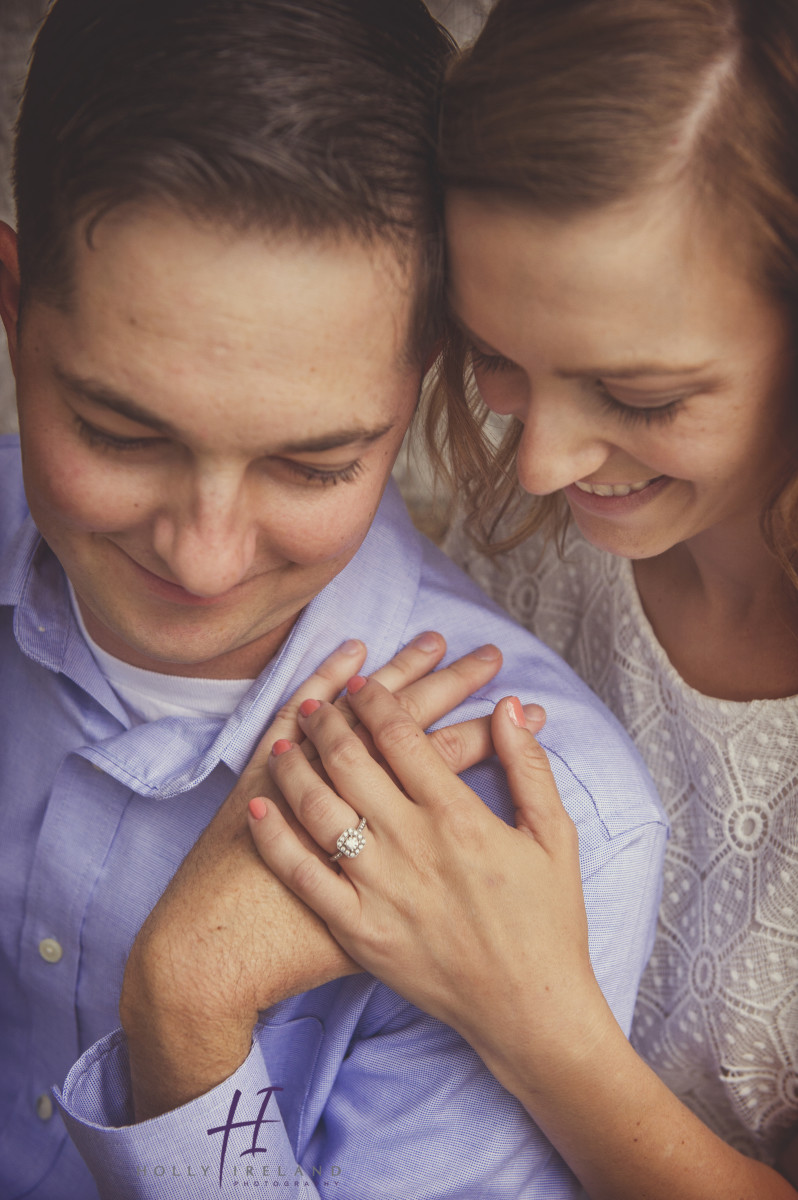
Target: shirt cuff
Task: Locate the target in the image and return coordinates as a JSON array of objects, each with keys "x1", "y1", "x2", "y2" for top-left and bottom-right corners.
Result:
[{"x1": 55, "y1": 1026, "x2": 307, "y2": 1198}]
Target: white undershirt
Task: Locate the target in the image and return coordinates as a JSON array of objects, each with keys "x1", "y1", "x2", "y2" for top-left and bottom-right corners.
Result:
[{"x1": 68, "y1": 583, "x2": 254, "y2": 724}]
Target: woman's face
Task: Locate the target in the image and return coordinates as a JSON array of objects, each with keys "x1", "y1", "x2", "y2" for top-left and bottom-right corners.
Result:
[{"x1": 446, "y1": 188, "x2": 796, "y2": 560}]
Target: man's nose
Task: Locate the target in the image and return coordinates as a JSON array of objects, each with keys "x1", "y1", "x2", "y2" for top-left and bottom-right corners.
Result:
[
  {"x1": 513, "y1": 393, "x2": 610, "y2": 497},
  {"x1": 152, "y1": 468, "x2": 258, "y2": 596}
]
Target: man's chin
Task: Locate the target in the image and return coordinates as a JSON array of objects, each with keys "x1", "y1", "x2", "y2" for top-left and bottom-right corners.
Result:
[{"x1": 81, "y1": 606, "x2": 295, "y2": 680}]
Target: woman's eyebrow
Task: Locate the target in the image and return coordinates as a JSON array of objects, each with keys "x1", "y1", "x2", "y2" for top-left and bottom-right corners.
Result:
[{"x1": 558, "y1": 362, "x2": 717, "y2": 380}]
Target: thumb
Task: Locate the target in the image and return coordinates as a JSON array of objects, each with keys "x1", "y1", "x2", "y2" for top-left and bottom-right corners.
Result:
[{"x1": 490, "y1": 698, "x2": 571, "y2": 847}]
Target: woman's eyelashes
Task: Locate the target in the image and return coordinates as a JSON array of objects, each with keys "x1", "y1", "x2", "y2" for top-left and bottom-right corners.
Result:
[
  {"x1": 470, "y1": 346, "x2": 517, "y2": 375},
  {"x1": 592, "y1": 380, "x2": 685, "y2": 426},
  {"x1": 469, "y1": 347, "x2": 687, "y2": 427}
]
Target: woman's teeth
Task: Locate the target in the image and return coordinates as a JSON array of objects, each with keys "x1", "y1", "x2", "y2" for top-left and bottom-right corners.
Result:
[{"x1": 574, "y1": 478, "x2": 658, "y2": 497}]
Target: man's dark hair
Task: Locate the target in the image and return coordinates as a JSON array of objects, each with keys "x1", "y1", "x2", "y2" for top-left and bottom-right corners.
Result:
[{"x1": 14, "y1": 0, "x2": 454, "y2": 360}]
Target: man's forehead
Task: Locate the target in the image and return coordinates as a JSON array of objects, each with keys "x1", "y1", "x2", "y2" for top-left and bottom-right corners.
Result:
[{"x1": 49, "y1": 201, "x2": 428, "y2": 369}]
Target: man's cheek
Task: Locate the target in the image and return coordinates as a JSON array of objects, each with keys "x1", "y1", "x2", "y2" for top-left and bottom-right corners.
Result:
[{"x1": 27, "y1": 456, "x2": 145, "y2": 535}]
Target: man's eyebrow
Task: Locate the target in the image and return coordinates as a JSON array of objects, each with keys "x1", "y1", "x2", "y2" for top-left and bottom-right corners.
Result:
[
  {"x1": 55, "y1": 366, "x2": 396, "y2": 451},
  {"x1": 276, "y1": 425, "x2": 395, "y2": 453},
  {"x1": 55, "y1": 367, "x2": 182, "y2": 436}
]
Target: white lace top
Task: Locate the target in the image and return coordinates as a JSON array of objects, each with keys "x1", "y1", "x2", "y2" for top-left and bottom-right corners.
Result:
[{"x1": 448, "y1": 520, "x2": 798, "y2": 1161}]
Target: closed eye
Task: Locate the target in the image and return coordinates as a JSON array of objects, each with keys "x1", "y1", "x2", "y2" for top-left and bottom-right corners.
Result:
[
  {"x1": 469, "y1": 346, "x2": 518, "y2": 375},
  {"x1": 594, "y1": 381, "x2": 684, "y2": 426},
  {"x1": 74, "y1": 415, "x2": 163, "y2": 451},
  {"x1": 277, "y1": 458, "x2": 365, "y2": 486}
]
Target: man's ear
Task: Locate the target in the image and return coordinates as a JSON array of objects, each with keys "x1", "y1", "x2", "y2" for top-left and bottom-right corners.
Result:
[{"x1": 0, "y1": 222, "x2": 22, "y2": 376}]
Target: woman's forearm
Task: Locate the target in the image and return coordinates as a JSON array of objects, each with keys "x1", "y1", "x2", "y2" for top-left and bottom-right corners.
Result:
[{"x1": 472, "y1": 984, "x2": 796, "y2": 1200}]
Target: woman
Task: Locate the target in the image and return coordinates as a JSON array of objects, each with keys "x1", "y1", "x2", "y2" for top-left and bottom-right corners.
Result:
[{"x1": 247, "y1": 0, "x2": 798, "y2": 1195}]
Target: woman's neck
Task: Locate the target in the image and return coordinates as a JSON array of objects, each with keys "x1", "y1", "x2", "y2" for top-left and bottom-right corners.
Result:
[{"x1": 632, "y1": 519, "x2": 798, "y2": 701}]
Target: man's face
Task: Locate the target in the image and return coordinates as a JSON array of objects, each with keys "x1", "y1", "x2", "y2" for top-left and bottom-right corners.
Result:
[{"x1": 2, "y1": 206, "x2": 421, "y2": 677}]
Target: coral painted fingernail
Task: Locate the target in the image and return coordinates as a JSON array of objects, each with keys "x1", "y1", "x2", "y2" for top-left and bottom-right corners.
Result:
[
  {"x1": 249, "y1": 797, "x2": 268, "y2": 820},
  {"x1": 347, "y1": 675, "x2": 367, "y2": 694},
  {"x1": 338, "y1": 639, "x2": 362, "y2": 655},
  {"x1": 411, "y1": 632, "x2": 441, "y2": 652},
  {"x1": 506, "y1": 697, "x2": 527, "y2": 729},
  {"x1": 272, "y1": 738, "x2": 293, "y2": 756},
  {"x1": 299, "y1": 699, "x2": 321, "y2": 718}
]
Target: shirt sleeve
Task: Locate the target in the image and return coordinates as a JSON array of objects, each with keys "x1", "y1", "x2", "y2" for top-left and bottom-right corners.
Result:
[
  {"x1": 55, "y1": 724, "x2": 665, "y2": 1200},
  {"x1": 56, "y1": 1012, "x2": 582, "y2": 1199}
]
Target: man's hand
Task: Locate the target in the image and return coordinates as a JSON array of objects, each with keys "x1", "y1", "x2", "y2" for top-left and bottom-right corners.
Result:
[{"x1": 119, "y1": 634, "x2": 504, "y2": 1121}]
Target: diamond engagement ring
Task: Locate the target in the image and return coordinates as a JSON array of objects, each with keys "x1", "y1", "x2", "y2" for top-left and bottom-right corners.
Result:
[{"x1": 330, "y1": 816, "x2": 367, "y2": 862}]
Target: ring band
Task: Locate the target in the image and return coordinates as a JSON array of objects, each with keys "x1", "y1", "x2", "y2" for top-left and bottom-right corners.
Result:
[{"x1": 331, "y1": 816, "x2": 367, "y2": 862}]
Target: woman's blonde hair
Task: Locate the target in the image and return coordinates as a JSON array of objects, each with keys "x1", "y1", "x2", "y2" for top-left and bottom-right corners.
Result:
[{"x1": 427, "y1": 0, "x2": 798, "y2": 581}]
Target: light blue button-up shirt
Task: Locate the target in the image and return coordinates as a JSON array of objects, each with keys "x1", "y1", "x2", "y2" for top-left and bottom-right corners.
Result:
[{"x1": 0, "y1": 434, "x2": 667, "y2": 1199}]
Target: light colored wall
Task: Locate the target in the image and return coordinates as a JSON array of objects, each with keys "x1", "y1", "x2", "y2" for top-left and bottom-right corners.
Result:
[{"x1": 0, "y1": 1, "x2": 49, "y2": 434}]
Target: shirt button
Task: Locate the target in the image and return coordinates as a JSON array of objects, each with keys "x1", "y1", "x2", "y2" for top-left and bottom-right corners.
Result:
[
  {"x1": 36, "y1": 1093, "x2": 54, "y2": 1121},
  {"x1": 38, "y1": 938, "x2": 63, "y2": 964}
]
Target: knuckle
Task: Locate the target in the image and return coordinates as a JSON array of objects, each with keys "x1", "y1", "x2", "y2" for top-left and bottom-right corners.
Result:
[
  {"x1": 298, "y1": 781, "x2": 337, "y2": 824},
  {"x1": 428, "y1": 723, "x2": 464, "y2": 769},
  {"x1": 272, "y1": 699, "x2": 300, "y2": 728},
  {"x1": 395, "y1": 690, "x2": 424, "y2": 725},
  {"x1": 374, "y1": 713, "x2": 422, "y2": 757},
  {"x1": 290, "y1": 854, "x2": 325, "y2": 897},
  {"x1": 324, "y1": 731, "x2": 363, "y2": 774}
]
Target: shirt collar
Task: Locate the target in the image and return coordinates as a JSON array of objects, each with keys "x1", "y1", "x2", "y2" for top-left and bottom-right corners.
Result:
[{"x1": 5, "y1": 479, "x2": 422, "y2": 797}]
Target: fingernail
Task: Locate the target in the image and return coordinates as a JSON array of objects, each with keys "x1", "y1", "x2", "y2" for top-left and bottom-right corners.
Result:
[
  {"x1": 474, "y1": 643, "x2": 501, "y2": 660},
  {"x1": 272, "y1": 738, "x2": 293, "y2": 756},
  {"x1": 337, "y1": 639, "x2": 362, "y2": 655},
  {"x1": 506, "y1": 697, "x2": 526, "y2": 729},
  {"x1": 347, "y1": 675, "x2": 367, "y2": 694},
  {"x1": 411, "y1": 632, "x2": 441, "y2": 653},
  {"x1": 523, "y1": 703, "x2": 546, "y2": 728},
  {"x1": 299, "y1": 698, "x2": 321, "y2": 718},
  {"x1": 249, "y1": 797, "x2": 268, "y2": 820}
]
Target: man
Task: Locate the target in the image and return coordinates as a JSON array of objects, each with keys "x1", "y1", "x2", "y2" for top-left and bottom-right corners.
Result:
[{"x1": 0, "y1": 0, "x2": 667, "y2": 1196}]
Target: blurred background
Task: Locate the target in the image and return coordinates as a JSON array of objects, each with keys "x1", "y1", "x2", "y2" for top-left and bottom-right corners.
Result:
[{"x1": 0, "y1": 0, "x2": 493, "y2": 533}]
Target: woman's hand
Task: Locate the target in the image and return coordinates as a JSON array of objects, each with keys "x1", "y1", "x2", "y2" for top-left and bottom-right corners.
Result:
[
  {"x1": 247, "y1": 672, "x2": 598, "y2": 1061},
  {"x1": 121, "y1": 633, "x2": 505, "y2": 1120},
  {"x1": 247, "y1": 676, "x2": 798, "y2": 1200}
]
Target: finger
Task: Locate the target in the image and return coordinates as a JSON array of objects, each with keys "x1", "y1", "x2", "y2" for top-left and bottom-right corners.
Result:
[
  {"x1": 386, "y1": 643, "x2": 503, "y2": 731},
  {"x1": 337, "y1": 675, "x2": 487, "y2": 810},
  {"x1": 267, "y1": 735, "x2": 368, "y2": 857},
  {"x1": 427, "y1": 702, "x2": 546, "y2": 775},
  {"x1": 490, "y1": 698, "x2": 576, "y2": 852},
  {"x1": 303, "y1": 681, "x2": 470, "y2": 817},
  {"x1": 368, "y1": 630, "x2": 447, "y2": 692},
  {"x1": 247, "y1": 796, "x2": 359, "y2": 929},
  {"x1": 245, "y1": 639, "x2": 367, "y2": 771},
  {"x1": 329, "y1": 630, "x2": 447, "y2": 729}
]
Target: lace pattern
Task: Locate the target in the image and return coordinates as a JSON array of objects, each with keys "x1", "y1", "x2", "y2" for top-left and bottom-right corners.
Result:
[{"x1": 448, "y1": 521, "x2": 798, "y2": 1160}]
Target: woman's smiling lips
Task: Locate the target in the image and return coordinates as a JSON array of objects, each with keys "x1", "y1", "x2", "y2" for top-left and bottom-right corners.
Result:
[{"x1": 565, "y1": 475, "x2": 670, "y2": 515}]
